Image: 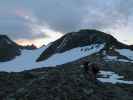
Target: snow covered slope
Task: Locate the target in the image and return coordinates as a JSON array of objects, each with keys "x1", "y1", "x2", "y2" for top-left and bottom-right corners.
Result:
[
  {"x1": 0, "y1": 44, "x2": 104, "y2": 72},
  {"x1": 36, "y1": 44, "x2": 105, "y2": 67},
  {"x1": 102, "y1": 49, "x2": 133, "y2": 63},
  {"x1": 0, "y1": 44, "x2": 51, "y2": 72},
  {"x1": 97, "y1": 70, "x2": 133, "y2": 84},
  {"x1": 116, "y1": 49, "x2": 133, "y2": 60}
]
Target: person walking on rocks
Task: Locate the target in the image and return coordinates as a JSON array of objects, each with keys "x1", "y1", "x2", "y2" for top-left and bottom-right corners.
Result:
[{"x1": 82, "y1": 61, "x2": 100, "y2": 82}]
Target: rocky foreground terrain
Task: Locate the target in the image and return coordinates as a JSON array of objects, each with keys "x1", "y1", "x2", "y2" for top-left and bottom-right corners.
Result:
[{"x1": 0, "y1": 56, "x2": 133, "y2": 100}]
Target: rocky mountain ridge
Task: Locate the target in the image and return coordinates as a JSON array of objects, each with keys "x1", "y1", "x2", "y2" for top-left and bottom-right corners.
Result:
[{"x1": 37, "y1": 29, "x2": 133, "y2": 62}]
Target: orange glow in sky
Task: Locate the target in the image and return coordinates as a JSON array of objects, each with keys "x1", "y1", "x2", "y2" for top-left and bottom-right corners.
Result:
[
  {"x1": 16, "y1": 32, "x2": 63, "y2": 48},
  {"x1": 15, "y1": 38, "x2": 48, "y2": 48},
  {"x1": 16, "y1": 39, "x2": 36, "y2": 46}
]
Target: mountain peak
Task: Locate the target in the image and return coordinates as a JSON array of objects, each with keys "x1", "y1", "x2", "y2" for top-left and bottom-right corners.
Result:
[
  {"x1": 68, "y1": 29, "x2": 118, "y2": 44},
  {"x1": 37, "y1": 29, "x2": 132, "y2": 62},
  {"x1": 0, "y1": 35, "x2": 17, "y2": 46},
  {"x1": 0, "y1": 34, "x2": 21, "y2": 62}
]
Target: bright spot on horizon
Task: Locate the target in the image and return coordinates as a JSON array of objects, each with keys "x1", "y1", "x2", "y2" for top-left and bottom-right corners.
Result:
[{"x1": 16, "y1": 31, "x2": 63, "y2": 48}]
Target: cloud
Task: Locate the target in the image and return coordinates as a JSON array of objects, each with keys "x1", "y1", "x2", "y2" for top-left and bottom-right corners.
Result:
[{"x1": 0, "y1": 0, "x2": 133, "y2": 45}]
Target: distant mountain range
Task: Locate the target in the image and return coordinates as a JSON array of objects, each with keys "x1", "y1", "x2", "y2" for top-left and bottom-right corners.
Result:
[{"x1": 0, "y1": 29, "x2": 133, "y2": 72}]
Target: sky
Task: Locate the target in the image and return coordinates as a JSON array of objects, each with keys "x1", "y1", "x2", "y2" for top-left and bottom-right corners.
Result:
[{"x1": 0, "y1": 0, "x2": 133, "y2": 47}]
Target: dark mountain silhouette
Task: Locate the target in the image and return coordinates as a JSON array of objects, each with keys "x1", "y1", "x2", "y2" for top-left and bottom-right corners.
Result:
[
  {"x1": 0, "y1": 35, "x2": 21, "y2": 62},
  {"x1": 0, "y1": 35, "x2": 37, "y2": 62}
]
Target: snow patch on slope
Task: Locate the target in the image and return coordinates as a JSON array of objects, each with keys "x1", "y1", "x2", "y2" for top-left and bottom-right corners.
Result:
[
  {"x1": 104, "y1": 55, "x2": 118, "y2": 60},
  {"x1": 0, "y1": 43, "x2": 51, "y2": 72},
  {"x1": 104, "y1": 55, "x2": 133, "y2": 63},
  {"x1": 37, "y1": 44, "x2": 105, "y2": 67},
  {"x1": 97, "y1": 71, "x2": 133, "y2": 84},
  {"x1": 0, "y1": 44, "x2": 104, "y2": 72},
  {"x1": 116, "y1": 49, "x2": 133, "y2": 60}
]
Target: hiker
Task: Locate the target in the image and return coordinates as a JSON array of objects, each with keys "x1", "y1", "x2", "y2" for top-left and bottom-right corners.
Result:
[
  {"x1": 82, "y1": 61, "x2": 100, "y2": 82},
  {"x1": 89, "y1": 63, "x2": 100, "y2": 81}
]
